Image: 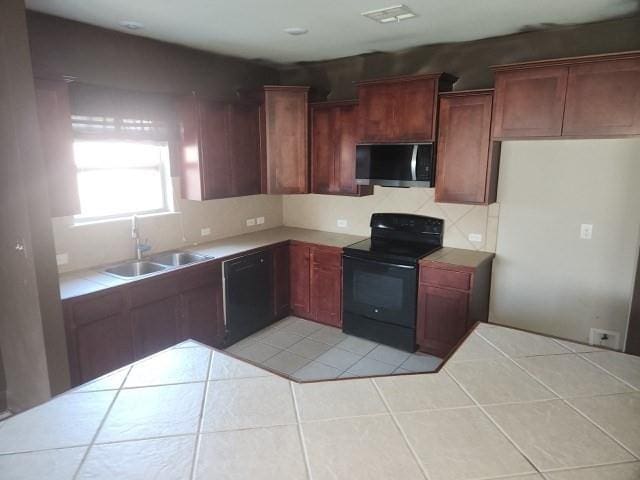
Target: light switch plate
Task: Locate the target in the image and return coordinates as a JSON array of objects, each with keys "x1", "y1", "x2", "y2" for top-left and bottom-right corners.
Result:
[
  {"x1": 201, "y1": 227, "x2": 211, "y2": 236},
  {"x1": 468, "y1": 233, "x2": 483, "y2": 243},
  {"x1": 56, "y1": 253, "x2": 69, "y2": 266},
  {"x1": 337, "y1": 219, "x2": 348, "y2": 228},
  {"x1": 246, "y1": 218, "x2": 256, "y2": 227},
  {"x1": 256, "y1": 216, "x2": 265, "y2": 225},
  {"x1": 580, "y1": 224, "x2": 593, "y2": 240}
]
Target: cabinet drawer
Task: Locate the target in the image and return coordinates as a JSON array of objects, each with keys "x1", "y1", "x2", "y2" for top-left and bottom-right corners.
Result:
[
  {"x1": 311, "y1": 248, "x2": 342, "y2": 269},
  {"x1": 420, "y1": 268, "x2": 471, "y2": 291}
]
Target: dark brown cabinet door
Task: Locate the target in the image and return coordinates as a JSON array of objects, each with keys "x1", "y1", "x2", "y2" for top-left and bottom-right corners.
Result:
[
  {"x1": 563, "y1": 58, "x2": 640, "y2": 136},
  {"x1": 436, "y1": 91, "x2": 496, "y2": 204},
  {"x1": 290, "y1": 243, "x2": 311, "y2": 317},
  {"x1": 492, "y1": 66, "x2": 568, "y2": 138},
  {"x1": 229, "y1": 103, "x2": 261, "y2": 196},
  {"x1": 311, "y1": 105, "x2": 334, "y2": 194},
  {"x1": 64, "y1": 290, "x2": 132, "y2": 385},
  {"x1": 201, "y1": 102, "x2": 232, "y2": 199},
  {"x1": 416, "y1": 285, "x2": 469, "y2": 358},
  {"x1": 261, "y1": 87, "x2": 309, "y2": 194},
  {"x1": 311, "y1": 264, "x2": 342, "y2": 328},
  {"x1": 272, "y1": 244, "x2": 291, "y2": 320},
  {"x1": 357, "y1": 75, "x2": 452, "y2": 142},
  {"x1": 34, "y1": 78, "x2": 80, "y2": 217}
]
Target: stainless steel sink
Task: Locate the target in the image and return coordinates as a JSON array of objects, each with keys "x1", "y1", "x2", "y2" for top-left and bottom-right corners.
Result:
[
  {"x1": 150, "y1": 252, "x2": 211, "y2": 267},
  {"x1": 103, "y1": 261, "x2": 167, "y2": 279}
]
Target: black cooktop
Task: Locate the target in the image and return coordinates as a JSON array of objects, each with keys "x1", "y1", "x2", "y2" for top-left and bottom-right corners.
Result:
[{"x1": 343, "y1": 238, "x2": 441, "y2": 265}]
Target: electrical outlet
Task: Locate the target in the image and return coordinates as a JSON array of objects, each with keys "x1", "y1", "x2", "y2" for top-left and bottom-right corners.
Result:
[
  {"x1": 56, "y1": 253, "x2": 69, "y2": 266},
  {"x1": 468, "y1": 233, "x2": 483, "y2": 243},
  {"x1": 589, "y1": 328, "x2": 620, "y2": 350},
  {"x1": 200, "y1": 227, "x2": 211, "y2": 236},
  {"x1": 580, "y1": 224, "x2": 593, "y2": 240},
  {"x1": 256, "y1": 216, "x2": 265, "y2": 225},
  {"x1": 337, "y1": 219, "x2": 348, "y2": 228},
  {"x1": 246, "y1": 218, "x2": 256, "y2": 227}
]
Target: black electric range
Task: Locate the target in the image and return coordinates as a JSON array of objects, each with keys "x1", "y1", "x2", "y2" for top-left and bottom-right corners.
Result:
[{"x1": 342, "y1": 213, "x2": 444, "y2": 351}]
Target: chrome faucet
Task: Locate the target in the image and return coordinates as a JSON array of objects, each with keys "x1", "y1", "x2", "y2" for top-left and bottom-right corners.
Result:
[{"x1": 131, "y1": 215, "x2": 151, "y2": 260}]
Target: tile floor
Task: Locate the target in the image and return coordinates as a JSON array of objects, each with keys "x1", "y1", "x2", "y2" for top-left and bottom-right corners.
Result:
[
  {"x1": 1, "y1": 325, "x2": 640, "y2": 479},
  {"x1": 225, "y1": 316, "x2": 443, "y2": 381}
]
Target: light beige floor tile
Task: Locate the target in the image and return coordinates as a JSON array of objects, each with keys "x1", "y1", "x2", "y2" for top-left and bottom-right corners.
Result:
[
  {"x1": 292, "y1": 361, "x2": 341, "y2": 381},
  {"x1": 124, "y1": 347, "x2": 211, "y2": 388},
  {"x1": 335, "y1": 336, "x2": 378, "y2": 356},
  {"x1": 399, "y1": 353, "x2": 442, "y2": 372},
  {"x1": 98, "y1": 383, "x2": 204, "y2": 443},
  {"x1": 397, "y1": 407, "x2": 534, "y2": 480},
  {"x1": 545, "y1": 462, "x2": 640, "y2": 479},
  {"x1": 307, "y1": 326, "x2": 348, "y2": 346},
  {"x1": 479, "y1": 328, "x2": 571, "y2": 357},
  {"x1": 173, "y1": 339, "x2": 203, "y2": 348},
  {"x1": 75, "y1": 367, "x2": 130, "y2": 392},
  {"x1": 568, "y1": 393, "x2": 640, "y2": 456},
  {"x1": 0, "y1": 391, "x2": 115, "y2": 453},
  {"x1": 224, "y1": 337, "x2": 256, "y2": 354},
  {"x1": 447, "y1": 333, "x2": 506, "y2": 363},
  {"x1": 0, "y1": 446, "x2": 86, "y2": 480},
  {"x1": 259, "y1": 330, "x2": 306, "y2": 349},
  {"x1": 78, "y1": 435, "x2": 195, "y2": 479},
  {"x1": 279, "y1": 318, "x2": 324, "y2": 337},
  {"x1": 315, "y1": 346, "x2": 362, "y2": 371},
  {"x1": 209, "y1": 352, "x2": 272, "y2": 380},
  {"x1": 347, "y1": 356, "x2": 396, "y2": 376},
  {"x1": 581, "y1": 350, "x2": 640, "y2": 388},
  {"x1": 489, "y1": 475, "x2": 543, "y2": 480},
  {"x1": 302, "y1": 415, "x2": 424, "y2": 480},
  {"x1": 485, "y1": 400, "x2": 634, "y2": 471},
  {"x1": 365, "y1": 344, "x2": 411, "y2": 367},
  {"x1": 294, "y1": 378, "x2": 387, "y2": 421},
  {"x1": 262, "y1": 350, "x2": 310, "y2": 375},
  {"x1": 286, "y1": 338, "x2": 332, "y2": 360},
  {"x1": 196, "y1": 426, "x2": 307, "y2": 480},
  {"x1": 553, "y1": 339, "x2": 603, "y2": 353},
  {"x1": 374, "y1": 372, "x2": 473, "y2": 412},
  {"x1": 516, "y1": 354, "x2": 632, "y2": 398},
  {"x1": 446, "y1": 358, "x2": 557, "y2": 405},
  {"x1": 233, "y1": 341, "x2": 281, "y2": 363},
  {"x1": 202, "y1": 377, "x2": 296, "y2": 432}
]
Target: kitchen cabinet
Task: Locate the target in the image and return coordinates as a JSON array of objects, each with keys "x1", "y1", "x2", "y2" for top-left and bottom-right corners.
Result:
[
  {"x1": 34, "y1": 77, "x2": 81, "y2": 217},
  {"x1": 435, "y1": 90, "x2": 500, "y2": 205},
  {"x1": 416, "y1": 252, "x2": 493, "y2": 358},
  {"x1": 272, "y1": 243, "x2": 291, "y2": 320},
  {"x1": 310, "y1": 101, "x2": 373, "y2": 196},
  {"x1": 63, "y1": 260, "x2": 224, "y2": 386},
  {"x1": 492, "y1": 51, "x2": 640, "y2": 139},
  {"x1": 290, "y1": 242, "x2": 342, "y2": 327},
  {"x1": 259, "y1": 86, "x2": 310, "y2": 194},
  {"x1": 177, "y1": 96, "x2": 261, "y2": 200},
  {"x1": 356, "y1": 73, "x2": 456, "y2": 143}
]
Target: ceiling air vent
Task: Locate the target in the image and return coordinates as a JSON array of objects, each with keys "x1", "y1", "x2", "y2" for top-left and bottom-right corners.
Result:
[{"x1": 361, "y1": 4, "x2": 417, "y2": 24}]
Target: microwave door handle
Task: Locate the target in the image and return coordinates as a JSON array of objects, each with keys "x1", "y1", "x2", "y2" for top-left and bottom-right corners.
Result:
[{"x1": 410, "y1": 144, "x2": 418, "y2": 181}]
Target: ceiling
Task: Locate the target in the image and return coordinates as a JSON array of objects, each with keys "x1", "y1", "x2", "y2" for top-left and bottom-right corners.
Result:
[{"x1": 26, "y1": 0, "x2": 638, "y2": 64}]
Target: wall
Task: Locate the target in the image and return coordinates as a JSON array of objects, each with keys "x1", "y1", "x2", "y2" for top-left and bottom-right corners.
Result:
[
  {"x1": 278, "y1": 15, "x2": 640, "y2": 99},
  {"x1": 490, "y1": 139, "x2": 640, "y2": 345},
  {"x1": 284, "y1": 189, "x2": 499, "y2": 252},
  {"x1": 54, "y1": 180, "x2": 283, "y2": 273},
  {"x1": 0, "y1": 0, "x2": 71, "y2": 412}
]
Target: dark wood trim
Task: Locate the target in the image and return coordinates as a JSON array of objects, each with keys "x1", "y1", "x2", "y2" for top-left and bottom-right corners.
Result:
[
  {"x1": 439, "y1": 88, "x2": 494, "y2": 97},
  {"x1": 491, "y1": 50, "x2": 640, "y2": 71},
  {"x1": 625, "y1": 254, "x2": 640, "y2": 356},
  {"x1": 309, "y1": 99, "x2": 358, "y2": 108},
  {"x1": 356, "y1": 72, "x2": 458, "y2": 86}
]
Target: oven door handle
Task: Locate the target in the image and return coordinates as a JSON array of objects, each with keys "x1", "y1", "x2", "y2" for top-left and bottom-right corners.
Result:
[{"x1": 342, "y1": 255, "x2": 416, "y2": 270}]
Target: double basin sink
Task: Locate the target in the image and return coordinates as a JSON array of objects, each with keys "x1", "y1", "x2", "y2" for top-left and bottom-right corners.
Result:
[{"x1": 103, "y1": 252, "x2": 212, "y2": 279}]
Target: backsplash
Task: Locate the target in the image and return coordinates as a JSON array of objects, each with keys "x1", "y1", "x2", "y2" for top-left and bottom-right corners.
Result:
[
  {"x1": 283, "y1": 187, "x2": 499, "y2": 252},
  {"x1": 53, "y1": 178, "x2": 283, "y2": 273}
]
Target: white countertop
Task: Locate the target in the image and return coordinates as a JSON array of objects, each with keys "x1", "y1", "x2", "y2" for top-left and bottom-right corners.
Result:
[{"x1": 1, "y1": 322, "x2": 638, "y2": 479}]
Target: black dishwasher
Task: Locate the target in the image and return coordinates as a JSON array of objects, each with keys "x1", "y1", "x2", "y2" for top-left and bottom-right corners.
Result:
[{"x1": 224, "y1": 250, "x2": 273, "y2": 345}]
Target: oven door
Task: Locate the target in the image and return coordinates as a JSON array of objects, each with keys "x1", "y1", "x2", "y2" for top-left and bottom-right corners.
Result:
[{"x1": 342, "y1": 255, "x2": 417, "y2": 328}]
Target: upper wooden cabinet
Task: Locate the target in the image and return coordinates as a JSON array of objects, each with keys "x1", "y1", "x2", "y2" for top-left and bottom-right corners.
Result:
[
  {"x1": 436, "y1": 90, "x2": 500, "y2": 205},
  {"x1": 177, "y1": 96, "x2": 261, "y2": 200},
  {"x1": 356, "y1": 73, "x2": 456, "y2": 143},
  {"x1": 34, "y1": 78, "x2": 81, "y2": 217},
  {"x1": 310, "y1": 101, "x2": 373, "y2": 196},
  {"x1": 492, "y1": 51, "x2": 640, "y2": 139},
  {"x1": 259, "y1": 86, "x2": 310, "y2": 194}
]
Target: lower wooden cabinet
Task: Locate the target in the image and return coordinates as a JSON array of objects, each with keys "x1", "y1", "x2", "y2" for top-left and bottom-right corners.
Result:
[
  {"x1": 271, "y1": 243, "x2": 291, "y2": 320},
  {"x1": 416, "y1": 255, "x2": 493, "y2": 358},
  {"x1": 290, "y1": 242, "x2": 343, "y2": 327},
  {"x1": 63, "y1": 260, "x2": 224, "y2": 385}
]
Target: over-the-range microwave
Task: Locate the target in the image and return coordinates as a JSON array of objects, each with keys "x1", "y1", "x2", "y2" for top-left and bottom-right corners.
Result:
[{"x1": 355, "y1": 143, "x2": 435, "y2": 188}]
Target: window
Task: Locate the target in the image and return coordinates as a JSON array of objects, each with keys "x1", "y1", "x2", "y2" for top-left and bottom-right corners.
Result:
[{"x1": 73, "y1": 140, "x2": 172, "y2": 223}]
